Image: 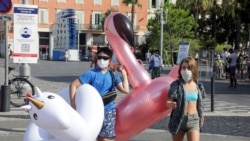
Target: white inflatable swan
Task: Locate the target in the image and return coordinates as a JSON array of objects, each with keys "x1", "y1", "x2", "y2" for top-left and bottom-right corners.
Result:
[{"x1": 21, "y1": 84, "x2": 104, "y2": 141}]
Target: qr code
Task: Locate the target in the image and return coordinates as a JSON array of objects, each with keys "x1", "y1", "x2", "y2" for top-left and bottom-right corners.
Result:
[{"x1": 21, "y1": 44, "x2": 30, "y2": 52}]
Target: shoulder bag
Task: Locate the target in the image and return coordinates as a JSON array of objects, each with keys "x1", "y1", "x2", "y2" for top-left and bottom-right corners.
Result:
[{"x1": 102, "y1": 70, "x2": 117, "y2": 105}]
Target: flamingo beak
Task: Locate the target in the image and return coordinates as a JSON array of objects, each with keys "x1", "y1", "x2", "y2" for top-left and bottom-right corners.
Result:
[{"x1": 27, "y1": 97, "x2": 44, "y2": 109}]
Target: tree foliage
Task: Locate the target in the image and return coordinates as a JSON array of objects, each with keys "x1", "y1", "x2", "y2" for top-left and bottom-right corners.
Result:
[{"x1": 146, "y1": 4, "x2": 196, "y2": 64}]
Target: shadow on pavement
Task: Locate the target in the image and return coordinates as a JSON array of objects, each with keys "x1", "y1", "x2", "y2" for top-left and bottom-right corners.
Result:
[
  {"x1": 34, "y1": 75, "x2": 78, "y2": 83},
  {"x1": 150, "y1": 116, "x2": 250, "y2": 137}
]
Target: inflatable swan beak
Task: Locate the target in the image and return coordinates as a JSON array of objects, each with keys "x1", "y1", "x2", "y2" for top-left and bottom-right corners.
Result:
[{"x1": 27, "y1": 97, "x2": 44, "y2": 109}]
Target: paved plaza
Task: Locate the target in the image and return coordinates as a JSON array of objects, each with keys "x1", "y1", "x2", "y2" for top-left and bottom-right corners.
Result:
[{"x1": 0, "y1": 58, "x2": 250, "y2": 141}]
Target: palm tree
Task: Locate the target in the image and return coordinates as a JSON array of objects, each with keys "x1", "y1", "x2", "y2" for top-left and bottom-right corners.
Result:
[
  {"x1": 176, "y1": 0, "x2": 214, "y2": 38},
  {"x1": 101, "y1": 8, "x2": 117, "y2": 31},
  {"x1": 122, "y1": 0, "x2": 142, "y2": 30},
  {"x1": 220, "y1": 0, "x2": 242, "y2": 49}
]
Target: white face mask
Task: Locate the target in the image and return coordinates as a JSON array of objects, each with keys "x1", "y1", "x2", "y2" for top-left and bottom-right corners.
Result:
[
  {"x1": 97, "y1": 59, "x2": 109, "y2": 69},
  {"x1": 181, "y1": 70, "x2": 193, "y2": 82}
]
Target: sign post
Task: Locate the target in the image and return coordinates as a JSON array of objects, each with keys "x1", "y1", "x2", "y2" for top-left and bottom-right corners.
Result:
[{"x1": 0, "y1": 14, "x2": 13, "y2": 112}]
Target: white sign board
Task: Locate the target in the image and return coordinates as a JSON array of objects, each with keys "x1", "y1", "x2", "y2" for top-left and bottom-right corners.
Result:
[
  {"x1": 0, "y1": 14, "x2": 13, "y2": 21},
  {"x1": 13, "y1": 4, "x2": 38, "y2": 63},
  {"x1": 176, "y1": 42, "x2": 190, "y2": 65}
]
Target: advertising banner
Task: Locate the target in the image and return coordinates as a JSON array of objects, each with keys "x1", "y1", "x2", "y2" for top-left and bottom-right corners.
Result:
[
  {"x1": 176, "y1": 42, "x2": 190, "y2": 65},
  {"x1": 13, "y1": 4, "x2": 38, "y2": 63}
]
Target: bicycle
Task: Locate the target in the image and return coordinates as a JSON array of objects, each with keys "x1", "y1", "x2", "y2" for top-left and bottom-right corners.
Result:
[{"x1": 8, "y1": 67, "x2": 35, "y2": 107}]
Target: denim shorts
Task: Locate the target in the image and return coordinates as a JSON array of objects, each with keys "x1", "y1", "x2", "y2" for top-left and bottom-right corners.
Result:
[
  {"x1": 98, "y1": 108, "x2": 116, "y2": 138},
  {"x1": 178, "y1": 113, "x2": 200, "y2": 133},
  {"x1": 229, "y1": 66, "x2": 236, "y2": 75}
]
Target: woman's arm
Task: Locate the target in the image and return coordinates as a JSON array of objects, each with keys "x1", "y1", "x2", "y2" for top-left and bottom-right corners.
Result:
[
  {"x1": 166, "y1": 99, "x2": 177, "y2": 109},
  {"x1": 166, "y1": 80, "x2": 179, "y2": 109},
  {"x1": 69, "y1": 79, "x2": 82, "y2": 109}
]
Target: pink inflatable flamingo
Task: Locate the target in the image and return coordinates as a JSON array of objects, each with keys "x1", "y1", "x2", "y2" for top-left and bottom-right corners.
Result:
[{"x1": 104, "y1": 12, "x2": 179, "y2": 141}]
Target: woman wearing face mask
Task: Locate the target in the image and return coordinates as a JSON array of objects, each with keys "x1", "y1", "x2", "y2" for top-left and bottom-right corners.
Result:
[
  {"x1": 69, "y1": 47, "x2": 129, "y2": 141},
  {"x1": 166, "y1": 56, "x2": 205, "y2": 141}
]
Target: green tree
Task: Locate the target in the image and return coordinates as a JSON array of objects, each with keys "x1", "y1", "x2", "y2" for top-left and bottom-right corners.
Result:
[
  {"x1": 147, "y1": 4, "x2": 196, "y2": 65},
  {"x1": 220, "y1": 0, "x2": 242, "y2": 49},
  {"x1": 176, "y1": 0, "x2": 214, "y2": 38}
]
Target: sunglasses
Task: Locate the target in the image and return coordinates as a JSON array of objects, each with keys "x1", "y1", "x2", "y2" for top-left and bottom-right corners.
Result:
[{"x1": 97, "y1": 56, "x2": 110, "y2": 60}]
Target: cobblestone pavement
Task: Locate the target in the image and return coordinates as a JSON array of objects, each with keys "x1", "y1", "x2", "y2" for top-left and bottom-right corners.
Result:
[{"x1": 0, "y1": 59, "x2": 250, "y2": 140}]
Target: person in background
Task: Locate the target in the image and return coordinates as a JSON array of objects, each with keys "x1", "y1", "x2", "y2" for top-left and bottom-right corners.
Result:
[
  {"x1": 64, "y1": 49, "x2": 69, "y2": 62},
  {"x1": 214, "y1": 54, "x2": 224, "y2": 79},
  {"x1": 166, "y1": 56, "x2": 205, "y2": 141},
  {"x1": 146, "y1": 50, "x2": 151, "y2": 64},
  {"x1": 195, "y1": 52, "x2": 199, "y2": 63},
  {"x1": 90, "y1": 47, "x2": 100, "y2": 68},
  {"x1": 135, "y1": 47, "x2": 140, "y2": 59},
  {"x1": 69, "y1": 47, "x2": 129, "y2": 141},
  {"x1": 149, "y1": 50, "x2": 162, "y2": 79},
  {"x1": 247, "y1": 56, "x2": 250, "y2": 80},
  {"x1": 236, "y1": 51, "x2": 245, "y2": 79},
  {"x1": 228, "y1": 48, "x2": 238, "y2": 88},
  {"x1": 8, "y1": 44, "x2": 12, "y2": 59},
  {"x1": 221, "y1": 48, "x2": 230, "y2": 78},
  {"x1": 90, "y1": 52, "x2": 98, "y2": 68}
]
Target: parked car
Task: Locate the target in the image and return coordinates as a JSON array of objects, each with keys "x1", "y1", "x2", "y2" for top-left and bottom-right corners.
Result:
[{"x1": 82, "y1": 55, "x2": 91, "y2": 61}]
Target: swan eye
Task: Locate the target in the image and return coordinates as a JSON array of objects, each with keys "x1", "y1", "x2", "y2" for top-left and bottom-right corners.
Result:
[
  {"x1": 33, "y1": 113, "x2": 38, "y2": 120},
  {"x1": 48, "y1": 95, "x2": 55, "y2": 99}
]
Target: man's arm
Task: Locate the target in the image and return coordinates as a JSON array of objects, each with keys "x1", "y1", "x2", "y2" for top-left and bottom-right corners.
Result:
[
  {"x1": 116, "y1": 66, "x2": 129, "y2": 94},
  {"x1": 69, "y1": 79, "x2": 82, "y2": 109}
]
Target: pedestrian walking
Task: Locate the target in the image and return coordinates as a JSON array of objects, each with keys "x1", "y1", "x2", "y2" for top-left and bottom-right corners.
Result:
[
  {"x1": 228, "y1": 48, "x2": 238, "y2": 88},
  {"x1": 214, "y1": 54, "x2": 224, "y2": 79},
  {"x1": 166, "y1": 56, "x2": 205, "y2": 141},
  {"x1": 64, "y1": 49, "x2": 69, "y2": 62},
  {"x1": 8, "y1": 44, "x2": 12, "y2": 59},
  {"x1": 221, "y1": 48, "x2": 230, "y2": 78},
  {"x1": 149, "y1": 50, "x2": 162, "y2": 79},
  {"x1": 146, "y1": 50, "x2": 151, "y2": 64},
  {"x1": 69, "y1": 47, "x2": 129, "y2": 141}
]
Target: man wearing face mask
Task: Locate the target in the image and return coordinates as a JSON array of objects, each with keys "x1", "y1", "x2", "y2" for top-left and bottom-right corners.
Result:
[
  {"x1": 166, "y1": 56, "x2": 206, "y2": 141},
  {"x1": 69, "y1": 47, "x2": 129, "y2": 141}
]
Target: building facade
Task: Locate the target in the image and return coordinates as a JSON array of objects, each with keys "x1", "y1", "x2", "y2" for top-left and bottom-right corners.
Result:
[{"x1": 0, "y1": 0, "x2": 166, "y2": 60}]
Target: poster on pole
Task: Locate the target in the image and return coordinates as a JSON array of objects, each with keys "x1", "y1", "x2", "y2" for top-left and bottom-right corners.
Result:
[
  {"x1": 176, "y1": 42, "x2": 190, "y2": 65},
  {"x1": 13, "y1": 4, "x2": 38, "y2": 63}
]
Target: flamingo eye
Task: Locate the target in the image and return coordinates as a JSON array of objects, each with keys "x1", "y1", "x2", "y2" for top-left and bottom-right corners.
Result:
[{"x1": 47, "y1": 95, "x2": 55, "y2": 99}]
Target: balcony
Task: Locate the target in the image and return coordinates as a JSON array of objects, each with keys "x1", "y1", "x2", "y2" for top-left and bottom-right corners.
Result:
[{"x1": 78, "y1": 24, "x2": 103, "y2": 32}]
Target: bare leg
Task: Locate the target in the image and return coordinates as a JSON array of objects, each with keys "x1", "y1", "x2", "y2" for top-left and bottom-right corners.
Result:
[
  {"x1": 186, "y1": 130, "x2": 200, "y2": 141},
  {"x1": 172, "y1": 132, "x2": 185, "y2": 141},
  {"x1": 97, "y1": 137, "x2": 112, "y2": 141}
]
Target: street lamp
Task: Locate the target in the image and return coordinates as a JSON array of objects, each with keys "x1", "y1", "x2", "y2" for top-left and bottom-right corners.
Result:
[
  {"x1": 160, "y1": 4, "x2": 163, "y2": 65},
  {"x1": 159, "y1": 1, "x2": 168, "y2": 65}
]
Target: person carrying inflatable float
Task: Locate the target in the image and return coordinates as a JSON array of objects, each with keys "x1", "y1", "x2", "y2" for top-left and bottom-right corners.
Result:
[{"x1": 69, "y1": 47, "x2": 129, "y2": 141}]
